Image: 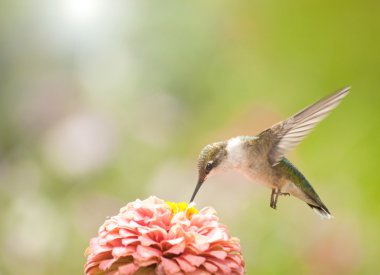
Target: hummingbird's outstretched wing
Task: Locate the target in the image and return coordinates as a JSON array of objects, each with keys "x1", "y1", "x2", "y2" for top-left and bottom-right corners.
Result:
[{"x1": 260, "y1": 87, "x2": 350, "y2": 166}]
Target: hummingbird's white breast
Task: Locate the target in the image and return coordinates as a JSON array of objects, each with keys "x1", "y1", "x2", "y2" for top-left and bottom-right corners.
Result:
[
  {"x1": 224, "y1": 136, "x2": 277, "y2": 189},
  {"x1": 225, "y1": 137, "x2": 246, "y2": 169}
]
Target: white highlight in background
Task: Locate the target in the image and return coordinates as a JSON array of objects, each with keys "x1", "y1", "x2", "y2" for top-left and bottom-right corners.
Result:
[{"x1": 62, "y1": 0, "x2": 104, "y2": 27}]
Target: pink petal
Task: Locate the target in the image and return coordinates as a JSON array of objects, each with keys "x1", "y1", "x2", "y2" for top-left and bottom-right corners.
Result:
[
  {"x1": 165, "y1": 236, "x2": 185, "y2": 245},
  {"x1": 225, "y1": 258, "x2": 240, "y2": 270},
  {"x1": 119, "y1": 228, "x2": 137, "y2": 238},
  {"x1": 121, "y1": 237, "x2": 139, "y2": 246},
  {"x1": 99, "y1": 258, "x2": 117, "y2": 270},
  {"x1": 207, "y1": 250, "x2": 227, "y2": 260},
  {"x1": 206, "y1": 258, "x2": 231, "y2": 274},
  {"x1": 205, "y1": 229, "x2": 226, "y2": 243},
  {"x1": 202, "y1": 261, "x2": 218, "y2": 273},
  {"x1": 140, "y1": 228, "x2": 168, "y2": 247},
  {"x1": 85, "y1": 261, "x2": 103, "y2": 274},
  {"x1": 161, "y1": 258, "x2": 181, "y2": 274},
  {"x1": 175, "y1": 257, "x2": 197, "y2": 273},
  {"x1": 118, "y1": 263, "x2": 139, "y2": 275},
  {"x1": 187, "y1": 270, "x2": 212, "y2": 275},
  {"x1": 112, "y1": 246, "x2": 134, "y2": 258},
  {"x1": 182, "y1": 254, "x2": 206, "y2": 267},
  {"x1": 133, "y1": 246, "x2": 161, "y2": 267},
  {"x1": 139, "y1": 235, "x2": 158, "y2": 246},
  {"x1": 90, "y1": 250, "x2": 113, "y2": 262},
  {"x1": 136, "y1": 245, "x2": 162, "y2": 259},
  {"x1": 168, "y1": 224, "x2": 186, "y2": 239},
  {"x1": 164, "y1": 242, "x2": 186, "y2": 255},
  {"x1": 188, "y1": 242, "x2": 210, "y2": 253},
  {"x1": 227, "y1": 254, "x2": 243, "y2": 265}
]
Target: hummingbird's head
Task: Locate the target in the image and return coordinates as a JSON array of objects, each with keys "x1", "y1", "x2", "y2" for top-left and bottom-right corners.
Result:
[{"x1": 190, "y1": 141, "x2": 227, "y2": 202}]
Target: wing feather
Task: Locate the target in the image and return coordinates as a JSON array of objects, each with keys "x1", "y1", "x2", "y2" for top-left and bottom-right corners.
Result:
[{"x1": 263, "y1": 87, "x2": 350, "y2": 166}]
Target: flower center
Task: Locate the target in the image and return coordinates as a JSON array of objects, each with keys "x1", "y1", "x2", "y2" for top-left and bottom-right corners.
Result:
[{"x1": 165, "y1": 201, "x2": 199, "y2": 219}]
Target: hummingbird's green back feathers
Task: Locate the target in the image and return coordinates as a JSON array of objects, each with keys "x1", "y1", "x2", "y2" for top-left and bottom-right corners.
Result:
[{"x1": 278, "y1": 158, "x2": 332, "y2": 219}]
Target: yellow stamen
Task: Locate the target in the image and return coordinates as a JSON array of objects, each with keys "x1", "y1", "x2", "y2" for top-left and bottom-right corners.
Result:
[{"x1": 165, "y1": 201, "x2": 198, "y2": 220}]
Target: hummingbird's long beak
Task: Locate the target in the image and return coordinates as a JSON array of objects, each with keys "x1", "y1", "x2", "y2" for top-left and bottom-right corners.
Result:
[{"x1": 190, "y1": 179, "x2": 204, "y2": 203}]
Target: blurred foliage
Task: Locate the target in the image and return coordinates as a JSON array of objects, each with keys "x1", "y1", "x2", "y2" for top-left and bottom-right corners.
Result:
[{"x1": 0, "y1": 0, "x2": 379, "y2": 274}]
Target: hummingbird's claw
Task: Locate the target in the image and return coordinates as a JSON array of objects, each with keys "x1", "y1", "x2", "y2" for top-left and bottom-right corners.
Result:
[
  {"x1": 270, "y1": 189, "x2": 290, "y2": 209},
  {"x1": 270, "y1": 188, "x2": 279, "y2": 209}
]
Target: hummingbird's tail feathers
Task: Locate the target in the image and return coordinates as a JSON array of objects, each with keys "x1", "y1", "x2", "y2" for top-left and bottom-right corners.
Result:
[
  {"x1": 307, "y1": 203, "x2": 333, "y2": 219},
  {"x1": 278, "y1": 159, "x2": 333, "y2": 219}
]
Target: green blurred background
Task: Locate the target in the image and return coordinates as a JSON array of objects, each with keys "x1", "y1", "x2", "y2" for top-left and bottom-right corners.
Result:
[{"x1": 0, "y1": 0, "x2": 379, "y2": 274}]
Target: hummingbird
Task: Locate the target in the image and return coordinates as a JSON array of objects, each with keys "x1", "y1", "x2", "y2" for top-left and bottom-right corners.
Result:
[{"x1": 190, "y1": 87, "x2": 350, "y2": 219}]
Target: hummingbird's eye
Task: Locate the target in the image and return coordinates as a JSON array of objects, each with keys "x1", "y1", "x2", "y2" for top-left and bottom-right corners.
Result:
[{"x1": 206, "y1": 162, "x2": 213, "y2": 172}]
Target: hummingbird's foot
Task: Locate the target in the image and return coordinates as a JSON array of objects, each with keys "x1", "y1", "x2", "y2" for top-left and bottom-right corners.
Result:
[
  {"x1": 280, "y1": 192, "x2": 290, "y2": 196},
  {"x1": 270, "y1": 188, "x2": 280, "y2": 209},
  {"x1": 270, "y1": 189, "x2": 275, "y2": 209}
]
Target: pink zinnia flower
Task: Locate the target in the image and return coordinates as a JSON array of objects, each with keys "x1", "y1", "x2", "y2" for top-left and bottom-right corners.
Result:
[{"x1": 84, "y1": 196, "x2": 245, "y2": 275}]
